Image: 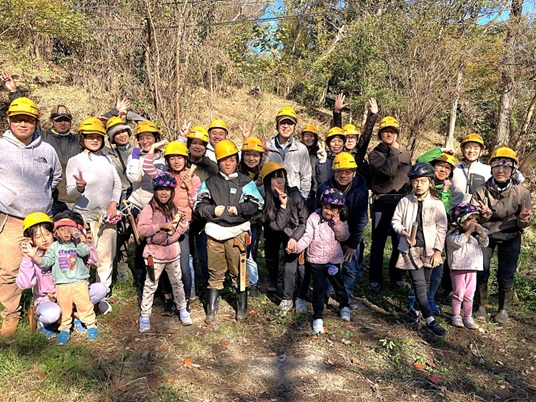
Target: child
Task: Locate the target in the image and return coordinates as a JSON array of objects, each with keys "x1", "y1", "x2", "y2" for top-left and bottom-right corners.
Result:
[
  {"x1": 22, "y1": 215, "x2": 98, "y2": 345},
  {"x1": 446, "y1": 203, "x2": 488, "y2": 329},
  {"x1": 290, "y1": 188, "x2": 351, "y2": 334},
  {"x1": 391, "y1": 163, "x2": 448, "y2": 338},
  {"x1": 137, "y1": 172, "x2": 191, "y2": 332},
  {"x1": 17, "y1": 212, "x2": 107, "y2": 339}
]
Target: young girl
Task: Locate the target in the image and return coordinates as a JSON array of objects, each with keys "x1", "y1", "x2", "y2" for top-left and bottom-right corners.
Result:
[
  {"x1": 391, "y1": 163, "x2": 448, "y2": 337},
  {"x1": 137, "y1": 172, "x2": 191, "y2": 332},
  {"x1": 22, "y1": 214, "x2": 99, "y2": 345},
  {"x1": 238, "y1": 137, "x2": 265, "y2": 297},
  {"x1": 290, "y1": 188, "x2": 351, "y2": 333},
  {"x1": 261, "y1": 162, "x2": 309, "y2": 312},
  {"x1": 446, "y1": 203, "x2": 488, "y2": 329},
  {"x1": 143, "y1": 140, "x2": 201, "y2": 313},
  {"x1": 17, "y1": 212, "x2": 107, "y2": 339}
]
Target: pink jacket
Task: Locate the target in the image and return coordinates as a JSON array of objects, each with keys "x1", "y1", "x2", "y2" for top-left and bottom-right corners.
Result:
[
  {"x1": 16, "y1": 240, "x2": 98, "y2": 306},
  {"x1": 142, "y1": 154, "x2": 201, "y2": 222},
  {"x1": 137, "y1": 203, "x2": 188, "y2": 262},
  {"x1": 295, "y1": 212, "x2": 350, "y2": 264}
]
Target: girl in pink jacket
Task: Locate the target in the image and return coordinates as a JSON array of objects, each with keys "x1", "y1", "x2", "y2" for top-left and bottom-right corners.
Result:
[
  {"x1": 137, "y1": 173, "x2": 190, "y2": 332},
  {"x1": 291, "y1": 188, "x2": 350, "y2": 334}
]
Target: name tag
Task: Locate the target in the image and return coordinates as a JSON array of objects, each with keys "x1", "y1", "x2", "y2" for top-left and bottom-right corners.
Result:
[{"x1": 230, "y1": 188, "x2": 237, "y2": 195}]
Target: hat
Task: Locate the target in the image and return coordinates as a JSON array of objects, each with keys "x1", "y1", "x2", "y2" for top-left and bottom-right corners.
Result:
[
  {"x1": 50, "y1": 105, "x2": 72, "y2": 121},
  {"x1": 107, "y1": 123, "x2": 133, "y2": 143},
  {"x1": 53, "y1": 218, "x2": 77, "y2": 232}
]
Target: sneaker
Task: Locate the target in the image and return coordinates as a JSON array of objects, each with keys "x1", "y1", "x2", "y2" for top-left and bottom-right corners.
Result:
[
  {"x1": 370, "y1": 282, "x2": 381, "y2": 292},
  {"x1": 400, "y1": 309, "x2": 421, "y2": 324},
  {"x1": 56, "y1": 330, "x2": 70, "y2": 345},
  {"x1": 451, "y1": 315, "x2": 464, "y2": 328},
  {"x1": 428, "y1": 298, "x2": 441, "y2": 314},
  {"x1": 161, "y1": 299, "x2": 177, "y2": 316},
  {"x1": 98, "y1": 299, "x2": 112, "y2": 315},
  {"x1": 348, "y1": 296, "x2": 364, "y2": 310},
  {"x1": 87, "y1": 327, "x2": 98, "y2": 341},
  {"x1": 463, "y1": 316, "x2": 479, "y2": 330},
  {"x1": 427, "y1": 320, "x2": 447, "y2": 338},
  {"x1": 279, "y1": 299, "x2": 293, "y2": 312},
  {"x1": 38, "y1": 322, "x2": 57, "y2": 339},
  {"x1": 139, "y1": 316, "x2": 150, "y2": 333},
  {"x1": 312, "y1": 319, "x2": 324, "y2": 334},
  {"x1": 295, "y1": 298, "x2": 307, "y2": 314},
  {"x1": 72, "y1": 318, "x2": 87, "y2": 333},
  {"x1": 340, "y1": 307, "x2": 351, "y2": 322},
  {"x1": 179, "y1": 308, "x2": 193, "y2": 326}
]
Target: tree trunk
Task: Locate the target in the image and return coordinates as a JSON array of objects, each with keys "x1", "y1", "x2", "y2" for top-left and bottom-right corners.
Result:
[
  {"x1": 514, "y1": 84, "x2": 536, "y2": 150},
  {"x1": 496, "y1": 0, "x2": 523, "y2": 146},
  {"x1": 446, "y1": 66, "x2": 464, "y2": 149}
]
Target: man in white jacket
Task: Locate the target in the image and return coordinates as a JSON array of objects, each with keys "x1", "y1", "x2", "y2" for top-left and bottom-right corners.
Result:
[{"x1": 0, "y1": 97, "x2": 61, "y2": 337}]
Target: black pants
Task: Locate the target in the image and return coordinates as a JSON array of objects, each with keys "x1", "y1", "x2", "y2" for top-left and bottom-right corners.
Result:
[
  {"x1": 369, "y1": 199, "x2": 403, "y2": 285},
  {"x1": 479, "y1": 234, "x2": 521, "y2": 291},
  {"x1": 310, "y1": 263, "x2": 348, "y2": 320},
  {"x1": 409, "y1": 268, "x2": 433, "y2": 319}
]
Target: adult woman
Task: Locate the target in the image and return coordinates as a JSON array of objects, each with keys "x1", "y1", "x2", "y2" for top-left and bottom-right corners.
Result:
[{"x1": 471, "y1": 147, "x2": 532, "y2": 324}]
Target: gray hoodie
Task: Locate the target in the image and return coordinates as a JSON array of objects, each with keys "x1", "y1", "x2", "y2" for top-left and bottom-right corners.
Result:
[{"x1": 0, "y1": 129, "x2": 62, "y2": 218}]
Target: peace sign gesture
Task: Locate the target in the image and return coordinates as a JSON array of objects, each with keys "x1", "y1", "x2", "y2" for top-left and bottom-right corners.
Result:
[
  {"x1": 274, "y1": 187, "x2": 288, "y2": 207},
  {"x1": 519, "y1": 199, "x2": 533, "y2": 222},
  {"x1": 73, "y1": 169, "x2": 87, "y2": 193},
  {"x1": 478, "y1": 201, "x2": 492, "y2": 218}
]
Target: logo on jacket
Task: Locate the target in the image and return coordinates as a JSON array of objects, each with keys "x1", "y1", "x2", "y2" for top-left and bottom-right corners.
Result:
[{"x1": 35, "y1": 156, "x2": 48, "y2": 164}]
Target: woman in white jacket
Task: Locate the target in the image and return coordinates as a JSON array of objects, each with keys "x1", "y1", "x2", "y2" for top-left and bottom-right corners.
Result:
[{"x1": 391, "y1": 163, "x2": 448, "y2": 338}]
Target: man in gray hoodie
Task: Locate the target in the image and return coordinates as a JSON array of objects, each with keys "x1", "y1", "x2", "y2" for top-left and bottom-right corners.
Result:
[{"x1": 0, "y1": 97, "x2": 62, "y2": 337}]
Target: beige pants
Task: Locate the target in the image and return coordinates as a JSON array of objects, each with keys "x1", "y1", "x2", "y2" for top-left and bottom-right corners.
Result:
[
  {"x1": 89, "y1": 220, "x2": 117, "y2": 292},
  {"x1": 56, "y1": 280, "x2": 96, "y2": 331},
  {"x1": 207, "y1": 233, "x2": 248, "y2": 290},
  {"x1": 0, "y1": 213, "x2": 24, "y2": 317}
]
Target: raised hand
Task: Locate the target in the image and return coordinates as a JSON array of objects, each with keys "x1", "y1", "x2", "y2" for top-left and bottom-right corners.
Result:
[
  {"x1": 179, "y1": 120, "x2": 191, "y2": 138},
  {"x1": 73, "y1": 169, "x2": 87, "y2": 193},
  {"x1": 116, "y1": 97, "x2": 131, "y2": 114},
  {"x1": 519, "y1": 199, "x2": 533, "y2": 221},
  {"x1": 368, "y1": 97, "x2": 378, "y2": 114},
  {"x1": 334, "y1": 93, "x2": 347, "y2": 112},
  {"x1": 2, "y1": 70, "x2": 17, "y2": 92},
  {"x1": 478, "y1": 201, "x2": 492, "y2": 218},
  {"x1": 239, "y1": 122, "x2": 251, "y2": 140}
]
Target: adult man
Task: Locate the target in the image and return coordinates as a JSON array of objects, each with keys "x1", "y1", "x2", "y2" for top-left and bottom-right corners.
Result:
[
  {"x1": 316, "y1": 153, "x2": 368, "y2": 308},
  {"x1": 205, "y1": 119, "x2": 229, "y2": 163},
  {"x1": 266, "y1": 107, "x2": 312, "y2": 200},
  {"x1": 0, "y1": 97, "x2": 62, "y2": 336},
  {"x1": 450, "y1": 133, "x2": 491, "y2": 207},
  {"x1": 368, "y1": 116, "x2": 411, "y2": 291}
]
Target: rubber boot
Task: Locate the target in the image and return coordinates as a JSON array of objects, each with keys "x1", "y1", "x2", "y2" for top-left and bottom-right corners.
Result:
[
  {"x1": 0, "y1": 314, "x2": 20, "y2": 337},
  {"x1": 266, "y1": 260, "x2": 278, "y2": 293},
  {"x1": 205, "y1": 288, "x2": 220, "y2": 324},
  {"x1": 494, "y1": 288, "x2": 514, "y2": 325},
  {"x1": 236, "y1": 289, "x2": 248, "y2": 322},
  {"x1": 474, "y1": 284, "x2": 488, "y2": 320}
]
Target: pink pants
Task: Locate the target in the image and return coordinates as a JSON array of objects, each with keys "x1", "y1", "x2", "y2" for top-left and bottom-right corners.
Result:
[{"x1": 450, "y1": 270, "x2": 477, "y2": 317}]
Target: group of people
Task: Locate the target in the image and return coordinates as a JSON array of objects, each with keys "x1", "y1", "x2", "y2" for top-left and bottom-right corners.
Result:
[{"x1": 0, "y1": 75, "x2": 533, "y2": 342}]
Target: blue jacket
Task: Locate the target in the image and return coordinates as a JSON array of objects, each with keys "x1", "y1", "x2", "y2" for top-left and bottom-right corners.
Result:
[{"x1": 316, "y1": 173, "x2": 368, "y2": 250}]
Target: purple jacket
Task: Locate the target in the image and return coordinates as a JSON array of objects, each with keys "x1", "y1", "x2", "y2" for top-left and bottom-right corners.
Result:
[
  {"x1": 295, "y1": 212, "x2": 349, "y2": 264},
  {"x1": 16, "y1": 241, "x2": 98, "y2": 306}
]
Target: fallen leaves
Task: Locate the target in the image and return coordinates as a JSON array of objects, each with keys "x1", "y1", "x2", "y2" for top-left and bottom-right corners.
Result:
[
  {"x1": 413, "y1": 362, "x2": 425, "y2": 370},
  {"x1": 184, "y1": 358, "x2": 192, "y2": 367}
]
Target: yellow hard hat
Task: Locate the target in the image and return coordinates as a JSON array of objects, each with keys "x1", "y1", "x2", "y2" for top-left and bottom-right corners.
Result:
[
  {"x1": 431, "y1": 153, "x2": 457, "y2": 169},
  {"x1": 461, "y1": 133, "x2": 485, "y2": 149},
  {"x1": 214, "y1": 139, "x2": 239, "y2": 161},
  {"x1": 241, "y1": 137, "x2": 264, "y2": 153},
  {"x1": 23, "y1": 212, "x2": 52, "y2": 235},
  {"x1": 275, "y1": 107, "x2": 297, "y2": 124},
  {"x1": 105, "y1": 116, "x2": 125, "y2": 132},
  {"x1": 7, "y1": 97, "x2": 39, "y2": 119},
  {"x1": 78, "y1": 117, "x2": 106, "y2": 136},
  {"x1": 490, "y1": 147, "x2": 519, "y2": 166},
  {"x1": 378, "y1": 116, "x2": 400, "y2": 136},
  {"x1": 164, "y1": 141, "x2": 188, "y2": 157},
  {"x1": 343, "y1": 124, "x2": 359, "y2": 136},
  {"x1": 135, "y1": 120, "x2": 160, "y2": 137},
  {"x1": 188, "y1": 125, "x2": 209, "y2": 143},
  {"x1": 261, "y1": 161, "x2": 286, "y2": 180},
  {"x1": 332, "y1": 152, "x2": 357, "y2": 170},
  {"x1": 208, "y1": 119, "x2": 228, "y2": 133},
  {"x1": 302, "y1": 124, "x2": 318, "y2": 136},
  {"x1": 326, "y1": 126, "x2": 345, "y2": 142}
]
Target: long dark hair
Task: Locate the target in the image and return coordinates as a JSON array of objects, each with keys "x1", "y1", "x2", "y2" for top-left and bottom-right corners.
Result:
[
  {"x1": 238, "y1": 152, "x2": 263, "y2": 181},
  {"x1": 263, "y1": 169, "x2": 294, "y2": 222},
  {"x1": 150, "y1": 187, "x2": 178, "y2": 219}
]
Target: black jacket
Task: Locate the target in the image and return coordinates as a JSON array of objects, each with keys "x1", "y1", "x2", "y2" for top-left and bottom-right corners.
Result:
[{"x1": 265, "y1": 187, "x2": 308, "y2": 241}]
